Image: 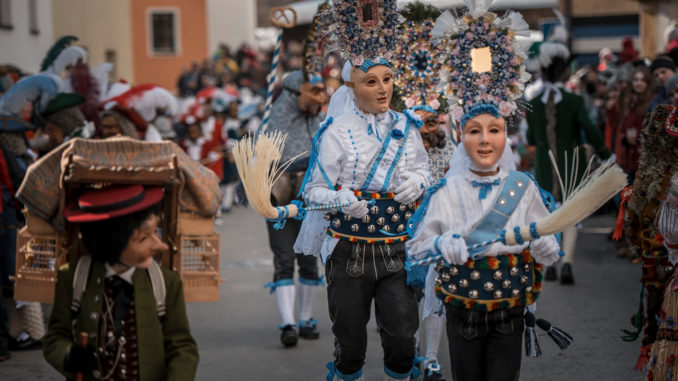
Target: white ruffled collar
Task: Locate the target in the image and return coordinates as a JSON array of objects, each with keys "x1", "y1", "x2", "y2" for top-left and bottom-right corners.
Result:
[{"x1": 461, "y1": 165, "x2": 510, "y2": 183}]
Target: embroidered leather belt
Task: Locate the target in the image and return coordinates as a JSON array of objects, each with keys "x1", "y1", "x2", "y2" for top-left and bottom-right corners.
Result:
[
  {"x1": 656, "y1": 328, "x2": 678, "y2": 341},
  {"x1": 434, "y1": 250, "x2": 543, "y2": 312},
  {"x1": 326, "y1": 192, "x2": 417, "y2": 244}
]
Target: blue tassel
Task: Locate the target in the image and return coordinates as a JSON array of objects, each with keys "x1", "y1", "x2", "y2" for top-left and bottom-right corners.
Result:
[
  {"x1": 326, "y1": 361, "x2": 337, "y2": 381},
  {"x1": 524, "y1": 312, "x2": 541, "y2": 358},
  {"x1": 291, "y1": 200, "x2": 306, "y2": 220},
  {"x1": 410, "y1": 354, "x2": 427, "y2": 379},
  {"x1": 298, "y1": 117, "x2": 334, "y2": 198},
  {"x1": 405, "y1": 263, "x2": 429, "y2": 288}
]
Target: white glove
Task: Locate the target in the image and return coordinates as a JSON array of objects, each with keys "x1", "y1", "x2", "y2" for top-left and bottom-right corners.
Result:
[
  {"x1": 394, "y1": 173, "x2": 426, "y2": 204},
  {"x1": 438, "y1": 233, "x2": 469, "y2": 265},
  {"x1": 335, "y1": 189, "x2": 368, "y2": 219},
  {"x1": 530, "y1": 236, "x2": 560, "y2": 266}
]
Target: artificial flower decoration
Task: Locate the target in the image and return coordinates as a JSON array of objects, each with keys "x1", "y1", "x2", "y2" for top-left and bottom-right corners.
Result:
[
  {"x1": 393, "y1": 14, "x2": 448, "y2": 111},
  {"x1": 303, "y1": 1, "x2": 334, "y2": 82},
  {"x1": 431, "y1": 0, "x2": 532, "y2": 122},
  {"x1": 323, "y1": 0, "x2": 402, "y2": 65}
]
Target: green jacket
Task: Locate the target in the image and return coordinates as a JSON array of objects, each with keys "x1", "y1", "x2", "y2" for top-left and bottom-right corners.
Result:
[
  {"x1": 526, "y1": 90, "x2": 611, "y2": 197},
  {"x1": 43, "y1": 260, "x2": 199, "y2": 381}
]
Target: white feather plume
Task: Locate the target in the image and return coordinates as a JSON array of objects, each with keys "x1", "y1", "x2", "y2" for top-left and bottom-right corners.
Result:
[
  {"x1": 506, "y1": 11, "x2": 529, "y2": 37},
  {"x1": 90, "y1": 63, "x2": 113, "y2": 103},
  {"x1": 130, "y1": 87, "x2": 178, "y2": 121},
  {"x1": 538, "y1": 42, "x2": 570, "y2": 68},
  {"x1": 547, "y1": 9, "x2": 569, "y2": 44},
  {"x1": 43, "y1": 46, "x2": 87, "y2": 76},
  {"x1": 103, "y1": 82, "x2": 131, "y2": 103},
  {"x1": 464, "y1": 0, "x2": 495, "y2": 17}
]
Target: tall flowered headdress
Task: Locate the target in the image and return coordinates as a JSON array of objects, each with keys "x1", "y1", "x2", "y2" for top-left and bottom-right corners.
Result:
[
  {"x1": 392, "y1": 2, "x2": 447, "y2": 112},
  {"x1": 432, "y1": 0, "x2": 531, "y2": 127},
  {"x1": 323, "y1": 0, "x2": 402, "y2": 69},
  {"x1": 303, "y1": 2, "x2": 333, "y2": 84}
]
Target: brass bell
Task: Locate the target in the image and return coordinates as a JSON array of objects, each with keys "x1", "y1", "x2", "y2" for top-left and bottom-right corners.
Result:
[
  {"x1": 376, "y1": 217, "x2": 386, "y2": 226},
  {"x1": 526, "y1": 286, "x2": 533, "y2": 293},
  {"x1": 450, "y1": 266, "x2": 459, "y2": 276},
  {"x1": 459, "y1": 279, "x2": 469, "y2": 288},
  {"x1": 343, "y1": 214, "x2": 352, "y2": 221},
  {"x1": 383, "y1": 225, "x2": 391, "y2": 232},
  {"x1": 483, "y1": 281, "x2": 494, "y2": 291},
  {"x1": 386, "y1": 206, "x2": 395, "y2": 214},
  {"x1": 524, "y1": 264, "x2": 530, "y2": 272},
  {"x1": 391, "y1": 214, "x2": 400, "y2": 223},
  {"x1": 493, "y1": 270, "x2": 502, "y2": 280},
  {"x1": 351, "y1": 224, "x2": 360, "y2": 233},
  {"x1": 511, "y1": 289, "x2": 521, "y2": 297},
  {"x1": 396, "y1": 224, "x2": 406, "y2": 233},
  {"x1": 448, "y1": 284, "x2": 458, "y2": 292},
  {"x1": 404, "y1": 212, "x2": 413, "y2": 221},
  {"x1": 468, "y1": 290, "x2": 479, "y2": 299},
  {"x1": 323, "y1": 213, "x2": 331, "y2": 221},
  {"x1": 502, "y1": 280, "x2": 511, "y2": 289},
  {"x1": 332, "y1": 219, "x2": 342, "y2": 228},
  {"x1": 493, "y1": 290, "x2": 503, "y2": 299},
  {"x1": 441, "y1": 272, "x2": 451, "y2": 282},
  {"x1": 509, "y1": 267, "x2": 519, "y2": 276},
  {"x1": 362, "y1": 215, "x2": 370, "y2": 223},
  {"x1": 370, "y1": 205, "x2": 379, "y2": 215},
  {"x1": 367, "y1": 225, "x2": 376, "y2": 233},
  {"x1": 399, "y1": 204, "x2": 408, "y2": 212},
  {"x1": 435, "y1": 260, "x2": 445, "y2": 273},
  {"x1": 520, "y1": 275, "x2": 528, "y2": 284},
  {"x1": 470, "y1": 271, "x2": 480, "y2": 280},
  {"x1": 435, "y1": 277, "x2": 443, "y2": 287}
]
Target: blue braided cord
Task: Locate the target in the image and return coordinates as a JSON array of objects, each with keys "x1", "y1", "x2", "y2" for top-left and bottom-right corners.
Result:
[
  {"x1": 379, "y1": 114, "x2": 408, "y2": 193},
  {"x1": 361, "y1": 113, "x2": 398, "y2": 191},
  {"x1": 405, "y1": 178, "x2": 447, "y2": 237},
  {"x1": 357, "y1": 58, "x2": 390, "y2": 72},
  {"x1": 299, "y1": 318, "x2": 318, "y2": 328},
  {"x1": 384, "y1": 365, "x2": 411, "y2": 380},
  {"x1": 403, "y1": 108, "x2": 424, "y2": 129},
  {"x1": 529, "y1": 222, "x2": 540, "y2": 240},
  {"x1": 264, "y1": 278, "x2": 294, "y2": 294},
  {"x1": 471, "y1": 179, "x2": 500, "y2": 200},
  {"x1": 299, "y1": 275, "x2": 326, "y2": 286},
  {"x1": 513, "y1": 226, "x2": 524, "y2": 245},
  {"x1": 460, "y1": 103, "x2": 501, "y2": 129},
  {"x1": 433, "y1": 235, "x2": 443, "y2": 256},
  {"x1": 298, "y1": 117, "x2": 335, "y2": 197},
  {"x1": 291, "y1": 200, "x2": 306, "y2": 220},
  {"x1": 410, "y1": 104, "x2": 438, "y2": 115}
]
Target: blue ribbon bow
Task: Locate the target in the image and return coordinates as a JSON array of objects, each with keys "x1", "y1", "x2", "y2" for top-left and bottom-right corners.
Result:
[{"x1": 471, "y1": 179, "x2": 501, "y2": 200}]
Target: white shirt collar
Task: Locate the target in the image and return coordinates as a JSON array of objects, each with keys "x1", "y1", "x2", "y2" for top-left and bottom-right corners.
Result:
[{"x1": 104, "y1": 263, "x2": 136, "y2": 285}]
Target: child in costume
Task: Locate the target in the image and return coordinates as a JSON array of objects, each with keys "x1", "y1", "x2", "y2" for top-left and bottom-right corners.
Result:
[
  {"x1": 43, "y1": 185, "x2": 199, "y2": 380},
  {"x1": 406, "y1": 3, "x2": 561, "y2": 380},
  {"x1": 296, "y1": 1, "x2": 431, "y2": 379}
]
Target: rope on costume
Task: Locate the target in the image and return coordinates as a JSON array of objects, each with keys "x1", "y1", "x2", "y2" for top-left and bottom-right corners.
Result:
[
  {"x1": 259, "y1": 31, "x2": 282, "y2": 133},
  {"x1": 266, "y1": 205, "x2": 289, "y2": 230}
]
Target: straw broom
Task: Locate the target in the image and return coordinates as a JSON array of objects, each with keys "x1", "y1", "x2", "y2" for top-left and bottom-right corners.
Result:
[{"x1": 232, "y1": 131, "x2": 351, "y2": 221}]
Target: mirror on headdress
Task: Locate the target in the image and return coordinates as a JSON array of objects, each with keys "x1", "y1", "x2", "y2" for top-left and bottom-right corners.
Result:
[
  {"x1": 471, "y1": 47, "x2": 492, "y2": 73},
  {"x1": 358, "y1": 0, "x2": 378, "y2": 27}
]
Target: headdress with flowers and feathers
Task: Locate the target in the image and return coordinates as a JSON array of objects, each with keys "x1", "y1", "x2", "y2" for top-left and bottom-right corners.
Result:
[
  {"x1": 392, "y1": 2, "x2": 447, "y2": 113},
  {"x1": 323, "y1": 0, "x2": 402, "y2": 68},
  {"x1": 0, "y1": 73, "x2": 63, "y2": 132},
  {"x1": 303, "y1": 1, "x2": 333, "y2": 84},
  {"x1": 104, "y1": 84, "x2": 178, "y2": 123},
  {"x1": 432, "y1": 0, "x2": 531, "y2": 127},
  {"x1": 534, "y1": 9, "x2": 570, "y2": 70}
]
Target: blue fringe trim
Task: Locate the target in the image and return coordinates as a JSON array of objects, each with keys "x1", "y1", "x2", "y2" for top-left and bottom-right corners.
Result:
[
  {"x1": 384, "y1": 365, "x2": 411, "y2": 380},
  {"x1": 406, "y1": 263, "x2": 429, "y2": 288},
  {"x1": 327, "y1": 362, "x2": 363, "y2": 381},
  {"x1": 264, "y1": 278, "x2": 294, "y2": 294},
  {"x1": 460, "y1": 103, "x2": 500, "y2": 128},
  {"x1": 299, "y1": 275, "x2": 326, "y2": 287}
]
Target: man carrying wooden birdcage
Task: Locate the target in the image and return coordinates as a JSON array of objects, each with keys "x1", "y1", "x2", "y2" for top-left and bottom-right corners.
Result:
[{"x1": 43, "y1": 184, "x2": 199, "y2": 380}]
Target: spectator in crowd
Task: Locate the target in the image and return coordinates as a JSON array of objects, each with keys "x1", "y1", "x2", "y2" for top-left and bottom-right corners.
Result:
[{"x1": 648, "y1": 54, "x2": 676, "y2": 111}]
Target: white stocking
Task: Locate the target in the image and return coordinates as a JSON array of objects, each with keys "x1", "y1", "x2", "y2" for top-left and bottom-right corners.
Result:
[
  {"x1": 297, "y1": 282, "x2": 316, "y2": 322},
  {"x1": 424, "y1": 314, "x2": 445, "y2": 365},
  {"x1": 561, "y1": 225, "x2": 578, "y2": 264},
  {"x1": 275, "y1": 284, "x2": 296, "y2": 326}
]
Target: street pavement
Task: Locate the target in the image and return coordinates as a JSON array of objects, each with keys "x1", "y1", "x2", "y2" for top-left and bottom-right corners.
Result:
[{"x1": 1, "y1": 206, "x2": 642, "y2": 380}]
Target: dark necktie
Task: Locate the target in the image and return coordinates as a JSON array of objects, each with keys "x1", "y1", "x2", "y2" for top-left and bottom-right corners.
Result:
[{"x1": 107, "y1": 275, "x2": 134, "y2": 334}]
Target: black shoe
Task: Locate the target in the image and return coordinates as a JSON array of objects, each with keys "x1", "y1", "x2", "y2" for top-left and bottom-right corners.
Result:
[
  {"x1": 0, "y1": 350, "x2": 10, "y2": 362},
  {"x1": 280, "y1": 325, "x2": 298, "y2": 347},
  {"x1": 424, "y1": 362, "x2": 446, "y2": 381},
  {"x1": 544, "y1": 265, "x2": 558, "y2": 281},
  {"x1": 8, "y1": 334, "x2": 42, "y2": 351},
  {"x1": 298, "y1": 319, "x2": 319, "y2": 340},
  {"x1": 560, "y1": 263, "x2": 574, "y2": 285}
]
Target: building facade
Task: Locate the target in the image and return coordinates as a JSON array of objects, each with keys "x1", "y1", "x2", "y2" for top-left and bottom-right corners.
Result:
[{"x1": 0, "y1": 0, "x2": 54, "y2": 74}]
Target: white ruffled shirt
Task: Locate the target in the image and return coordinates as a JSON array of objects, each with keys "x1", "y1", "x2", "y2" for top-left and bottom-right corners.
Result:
[
  {"x1": 405, "y1": 166, "x2": 557, "y2": 263},
  {"x1": 297, "y1": 105, "x2": 431, "y2": 262}
]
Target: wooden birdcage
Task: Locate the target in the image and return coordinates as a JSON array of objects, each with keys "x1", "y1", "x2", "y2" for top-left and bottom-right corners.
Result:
[
  {"x1": 13, "y1": 211, "x2": 68, "y2": 303},
  {"x1": 14, "y1": 138, "x2": 223, "y2": 303}
]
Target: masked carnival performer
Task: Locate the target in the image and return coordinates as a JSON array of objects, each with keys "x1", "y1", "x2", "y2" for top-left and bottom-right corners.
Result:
[
  {"x1": 406, "y1": 3, "x2": 562, "y2": 380},
  {"x1": 262, "y1": 4, "x2": 330, "y2": 346},
  {"x1": 524, "y1": 25, "x2": 611, "y2": 284},
  {"x1": 622, "y1": 105, "x2": 678, "y2": 376},
  {"x1": 294, "y1": 1, "x2": 431, "y2": 379},
  {"x1": 392, "y1": 3, "x2": 453, "y2": 380}
]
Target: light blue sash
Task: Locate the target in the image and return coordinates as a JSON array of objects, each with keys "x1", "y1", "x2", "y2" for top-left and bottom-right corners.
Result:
[{"x1": 466, "y1": 171, "x2": 530, "y2": 258}]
